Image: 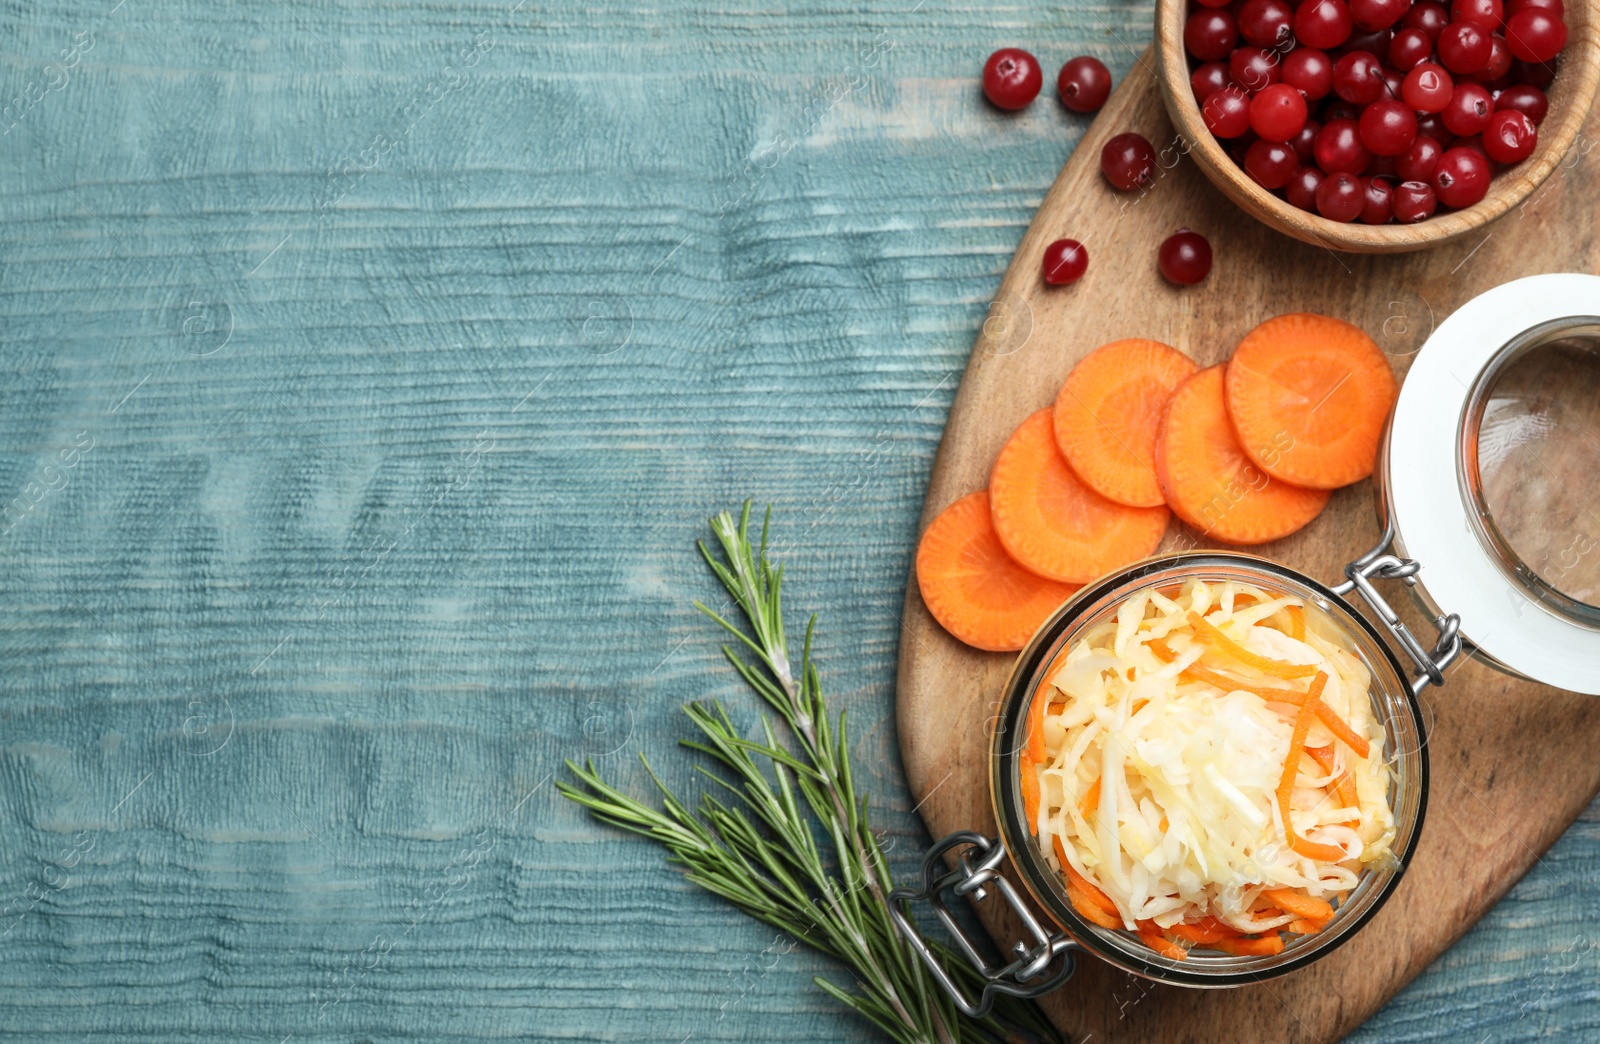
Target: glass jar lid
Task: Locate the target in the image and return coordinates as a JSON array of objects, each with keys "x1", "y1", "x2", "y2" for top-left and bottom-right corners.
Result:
[{"x1": 1387, "y1": 274, "x2": 1600, "y2": 694}]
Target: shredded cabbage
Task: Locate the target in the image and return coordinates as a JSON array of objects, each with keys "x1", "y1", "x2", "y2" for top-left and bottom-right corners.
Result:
[{"x1": 1032, "y1": 578, "x2": 1395, "y2": 936}]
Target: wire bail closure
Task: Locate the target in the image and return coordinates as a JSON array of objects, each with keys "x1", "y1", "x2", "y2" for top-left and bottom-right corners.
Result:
[
  {"x1": 1332, "y1": 522, "x2": 1463, "y2": 694},
  {"x1": 888, "y1": 831, "x2": 1079, "y2": 1018}
]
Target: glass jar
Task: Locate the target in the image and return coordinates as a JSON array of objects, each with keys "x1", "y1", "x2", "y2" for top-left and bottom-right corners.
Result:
[{"x1": 889, "y1": 273, "x2": 1600, "y2": 1016}]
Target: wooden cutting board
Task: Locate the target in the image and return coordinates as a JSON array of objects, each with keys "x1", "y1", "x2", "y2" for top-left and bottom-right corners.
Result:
[{"x1": 896, "y1": 48, "x2": 1600, "y2": 1043}]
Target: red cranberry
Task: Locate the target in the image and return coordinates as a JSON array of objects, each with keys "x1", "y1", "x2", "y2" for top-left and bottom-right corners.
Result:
[
  {"x1": 1187, "y1": 9, "x2": 1241, "y2": 61},
  {"x1": 1512, "y1": 57, "x2": 1558, "y2": 86},
  {"x1": 1439, "y1": 22, "x2": 1493, "y2": 73},
  {"x1": 1245, "y1": 138, "x2": 1302, "y2": 186},
  {"x1": 1203, "y1": 86, "x2": 1254, "y2": 137},
  {"x1": 1504, "y1": 9, "x2": 1567, "y2": 62},
  {"x1": 1398, "y1": 134, "x2": 1447, "y2": 179},
  {"x1": 1101, "y1": 132, "x2": 1158, "y2": 189},
  {"x1": 1361, "y1": 98, "x2": 1419, "y2": 154},
  {"x1": 1483, "y1": 107, "x2": 1539, "y2": 161},
  {"x1": 983, "y1": 48, "x2": 1043, "y2": 109},
  {"x1": 1453, "y1": 0, "x2": 1506, "y2": 31},
  {"x1": 1360, "y1": 176, "x2": 1397, "y2": 222},
  {"x1": 1443, "y1": 81, "x2": 1495, "y2": 134},
  {"x1": 1351, "y1": 0, "x2": 1410, "y2": 30},
  {"x1": 1389, "y1": 28, "x2": 1434, "y2": 69},
  {"x1": 1059, "y1": 56, "x2": 1113, "y2": 112},
  {"x1": 1239, "y1": 0, "x2": 1296, "y2": 46},
  {"x1": 1323, "y1": 99, "x2": 1363, "y2": 123},
  {"x1": 1433, "y1": 145, "x2": 1492, "y2": 206},
  {"x1": 1315, "y1": 118, "x2": 1373, "y2": 174},
  {"x1": 1403, "y1": 62, "x2": 1456, "y2": 111},
  {"x1": 1334, "y1": 51, "x2": 1388, "y2": 103},
  {"x1": 1496, "y1": 83, "x2": 1549, "y2": 121},
  {"x1": 1508, "y1": 0, "x2": 1562, "y2": 15},
  {"x1": 1289, "y1": 119, "x2": 1322, "y2": 161},
  {"x1": 1158, "y1": 230, "x2": 1213, "y2": 284},
  {"x1": 1282, "y1": 48, "x2": 1336, "y2": 98},
  {"x1": 1404, "y1": 1, "x2": 1452, "y2": 39},
  {"x1": 1192, "y1": 61, "x2": 1232, "y2": 103},
  {"x1": 1043, "y1": 238, "x2": 1089, "y2": 285},
  {"x1": 1369, "y1": 152, "x2": 1400, "y2": 177},
  {"x1": 1231, "y1": 47, "x2": 1284, "y2": 91},
  {"x1": 1196, "y1": 0, "x2": 1233, "y2": 8},
  {"x1": 1393, "y1": 179, "x2": 1439, "y2": 220},
  {"x1": 1316, "y1": 171, "x2": 1365, "y2": 220},
  {"x1": 1287, "y1": 165, "x2": 1326, "y2": 209},
  {"x1": 1468, "y1": 35, "x2": 1515, "y2": 84},
  {"x1": 1452, "y1": 133, "x2": 1489, "y2": 156},
  {"x1": 1295, "y1": 0, "x2": 1355, "y2": 49},
  {"x1": 1250, "y1": 83, "x2": 1309, "y2": 140}
]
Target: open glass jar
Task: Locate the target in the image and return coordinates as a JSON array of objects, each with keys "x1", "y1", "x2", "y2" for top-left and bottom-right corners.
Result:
[{"x1": 890, "y1": 273, "x2": 1600, "y2": 1015}]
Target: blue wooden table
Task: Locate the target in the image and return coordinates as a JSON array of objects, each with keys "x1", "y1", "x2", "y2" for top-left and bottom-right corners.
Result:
[{"x1": 1, "y1": 0, "x2": 1596, "y2": 1039}]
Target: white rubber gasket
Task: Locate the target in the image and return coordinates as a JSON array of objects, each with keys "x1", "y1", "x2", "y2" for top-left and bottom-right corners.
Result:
[{"x1": 1389, "y1": 272, "x2": 1600, "y2": 695}]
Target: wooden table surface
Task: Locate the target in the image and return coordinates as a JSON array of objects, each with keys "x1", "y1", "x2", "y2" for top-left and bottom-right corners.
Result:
[{"x1": 0, "y1": 1, "x2": 1595, "y2": 1041}]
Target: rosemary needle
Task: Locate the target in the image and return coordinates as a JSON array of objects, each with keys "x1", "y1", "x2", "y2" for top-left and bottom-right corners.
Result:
[{"x1": 558, "y1": 502, "x2": 1065, "y2": 1044}]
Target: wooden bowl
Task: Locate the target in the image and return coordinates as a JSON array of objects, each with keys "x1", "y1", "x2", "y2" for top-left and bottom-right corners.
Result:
[{"x1": 1155, "y1": 0, "x2": 1600, "y2": 253}]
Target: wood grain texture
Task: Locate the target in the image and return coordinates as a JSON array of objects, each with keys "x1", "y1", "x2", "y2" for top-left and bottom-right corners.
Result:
[
  {"x1": 0, "y1": 0, "x2": 1595, "y2": 1040},
  {"x1": 898, "y1": 47, "x2": 1600, "y2": 1044},
  {"x1": 1153, "y1": 0, "x2": 1600, "y2": 253}
]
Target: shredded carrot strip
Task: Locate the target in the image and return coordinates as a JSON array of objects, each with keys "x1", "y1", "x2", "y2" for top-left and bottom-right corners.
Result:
[
  {"x1": 1309, "y1": 697, "x2": 1371, "y2": 758},
  {"x1": 1287, "y1": 918, "x2": 1324, "y2": 935},
  {"x1": 1026, "y1": 688, "x2": 1049, "y2": 764},
  {"x1": 1305, "y1": 743, "x2": 1360, "y2": 811},
  {"x1": 1147, "y1": 637, "x2": 1176, "y2": 661},
  {"x1": 1136, "y1": 922, "x2": 1189, "y2": 960},
  {"x1": 1214, "y1": 935, "x2": 1285, "y2": 956},
  {"x1": 1150, "y1": 637, "x2": 1309, "y2": 702},
  {"x1": 1276, "y1": 673, "x2": 1349, "y2": 863},
  {"x1": 1286, "y1": 605, "x2": 1306, "y2": 642},
  {"x1": 1068, "y1": 887, "x2": 1121, "y2": 929},
  {"x1": 1054, "y1": 837, "x2": 1118, "y2": 915},
  {"x1": 1020, "y1": 754, "x2": 1040, "y2": 825},
  {"x1": 1188, "y1": 611, "x2": 1319, "y2": 678},
  {"x1": 1167, "y1": 916, "x2": 1241, "y2": 944},
  {"x1": 1078, "y1": 778, "x2": 1102, "y2": 820},
  {"x1": 1261, "y1": 888, "x2": 1335, "y2": 923}
]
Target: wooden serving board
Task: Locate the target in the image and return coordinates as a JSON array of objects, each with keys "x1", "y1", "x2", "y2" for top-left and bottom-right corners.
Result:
[{"x1": 896, "y1": 48, "x2": 1600, "y2": 1043}]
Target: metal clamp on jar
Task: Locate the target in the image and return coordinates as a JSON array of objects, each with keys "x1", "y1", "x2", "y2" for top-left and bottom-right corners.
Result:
[{"x1": 891, "y1": 273, "x2": 1600, "y2": 1011}]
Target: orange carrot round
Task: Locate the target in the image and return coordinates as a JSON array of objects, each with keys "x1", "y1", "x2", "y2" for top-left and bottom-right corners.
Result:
[
  {"x1": 1154, "y1": 366, "x2": 1330, "y2": 545},
  {"x1": 990, "y1": 409, "x2": 1169, "y2": 583},
  {"x1": 1053, "y1": 339, "x2": 1199, "y2": 508},
  {"x1": 916, "y1": 491, "x2": 1080, "y2": 652},
  {"x1": 1225, "y1": 313, "x2": 1398, "y2": 490}
]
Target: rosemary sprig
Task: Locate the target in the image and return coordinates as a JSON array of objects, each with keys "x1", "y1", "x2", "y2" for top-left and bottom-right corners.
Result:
[{"x1": 558, "y1": 502, "x2": 1064, "y2": 1044}]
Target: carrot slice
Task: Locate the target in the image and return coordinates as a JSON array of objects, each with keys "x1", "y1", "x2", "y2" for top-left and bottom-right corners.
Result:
[
  {"x1": 1154, "y1": 366, "x2": 1331, "y2": 545},
  {"x1": 1054, "y1": 841, "x2": 1118, "y2": 916},
  {"x1": 1053, "y1": 339, "x2": 1200, "y2": 508},
  {"x1": 916, "y1": 491, "x2": 1080, "y2": 652},
  {"x1": 1188, "y1": 612, "x2": 1318, "y2": 678},
  {"x1": 1136, "y1": 922, "x2": 1189, "y2": 960},
  {"x1": 1225, "y1": 313, "x2": 1398, "y2": 490},
  {"x1": 990, "y1": 409, "x2": 1170, "y2": 583},
  {"x1": 1168, "y1": 916, "x2": 1242, "y2": 944},
  {"x1": 1026, "y1": 688, "x2": 1049, "y2": 764},
  {"x1": 1213, "y1": 935, "x2": 1286, "y2": 956},
  {"x1": 1068, "y1": 887, "x2": 1122, "y2": 929},
  {"x1": 1286, "y1": 918, "x2": 1325, "y2": 935},
  {"x1": 1078, "y1": 778, "x2": 1102, "y2": 820},
  {"x1": 1020, "y1": 754, "x2": 1041, "y2": 825},
  {"x1": 1308, "y1": 697, "x2": 1372, "y2": 758},
  {"x1": 1261, "y1": 888, "x2": 1335, "y2": 924}
]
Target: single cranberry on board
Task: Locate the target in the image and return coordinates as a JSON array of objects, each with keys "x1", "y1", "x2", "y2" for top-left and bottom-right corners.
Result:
[
  {"x1": 1101, "y1": 132, "x2": 1158, "y2": 189},
  {"x1": 1059, "y1": 56, "x2": 1112, "y2": 112},
  {"x1": 1158, "y1": 230, "x2": 1213, "y2": 284},
  {"x1": 1393, "y1": 179, "x2": 1439, "y2": 221},
  {"x1": 1434, "y1": 146, "x2": 1493, "y2": 206},
  {"x1": 1483, "y1": 107, "x2": 1539, "y2": 161},
  {"x1": 1042, "y1": 238, "x2": 1089, "y2": 285},
  {"x1": 982, "y1": 48, "x2": 1043, "y2": 110}
]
